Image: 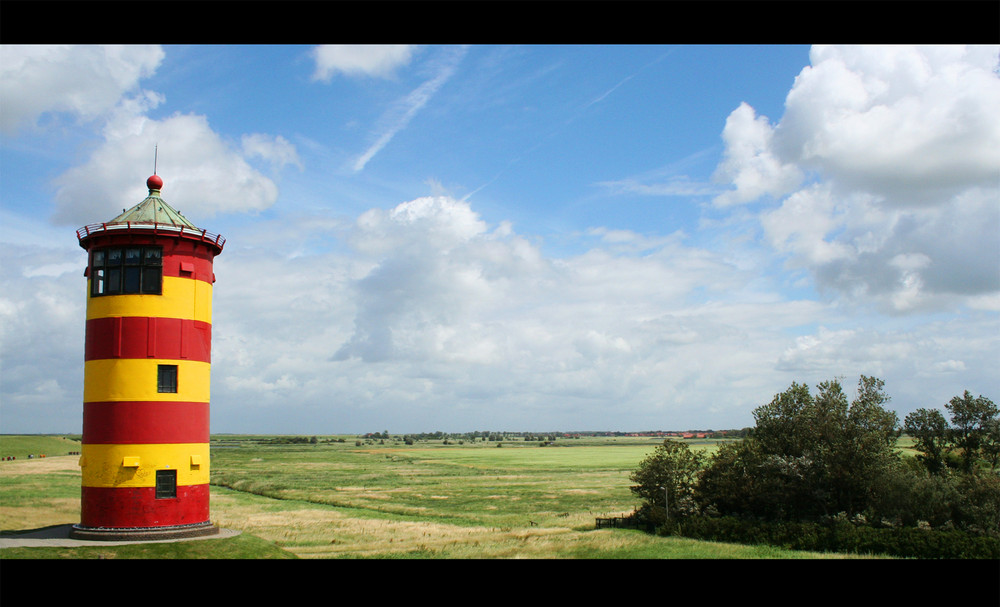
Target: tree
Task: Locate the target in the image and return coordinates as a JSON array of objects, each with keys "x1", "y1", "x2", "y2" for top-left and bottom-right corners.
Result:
[
  {"x1": 904, "y1": 408, "x2": 950, "y2": 474},
  {"x1": 697, "y1": 376, "x2": 900, "y2": 521},
  {"x1": 696, "y1": 439, "x2": 775, "y2": 519},
  {"x1": 983, "y1": 418, "x2": 1000, "y2": 471},
  {"x1": 629, "y1": 440, "x2": 705, "y2": 520},
  {"x1": 945, "y1": 391, "x2": 999, "y2": 473},
  {"x1": 833, "y1": 375, "x2": 901, "y2": 514}
]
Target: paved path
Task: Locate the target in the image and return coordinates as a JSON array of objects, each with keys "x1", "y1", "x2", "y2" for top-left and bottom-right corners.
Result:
[{"x1": 0, "y1": 524, "x2": 241, "y2": 548}]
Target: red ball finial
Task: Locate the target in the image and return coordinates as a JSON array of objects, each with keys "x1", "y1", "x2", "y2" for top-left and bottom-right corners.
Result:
[{"x1": 147, "y1": 174, "x2": 163, "y2": 190}]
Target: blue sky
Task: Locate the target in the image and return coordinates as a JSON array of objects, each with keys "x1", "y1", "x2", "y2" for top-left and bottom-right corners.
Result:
[{"x1": 1, "y1": 44, "x2": 998, "y2": 434}]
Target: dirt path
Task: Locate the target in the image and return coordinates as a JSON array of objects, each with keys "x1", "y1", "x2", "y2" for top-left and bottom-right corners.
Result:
[{"x1": 0, "y1": 524, "x2": 240, "y2": 548}]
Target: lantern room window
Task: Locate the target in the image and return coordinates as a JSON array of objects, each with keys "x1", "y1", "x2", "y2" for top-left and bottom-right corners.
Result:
[{"x1": 90, "y1": 246, "x2": 161, "y2": 296}]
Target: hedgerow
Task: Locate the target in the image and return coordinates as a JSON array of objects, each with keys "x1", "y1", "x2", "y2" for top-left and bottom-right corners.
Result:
[{"x1": 657, "y1": 514, "x2": 1000, "y2": 559}]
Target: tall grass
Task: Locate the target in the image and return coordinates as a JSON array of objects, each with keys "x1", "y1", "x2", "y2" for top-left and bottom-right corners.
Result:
[
  {"x1": 206, "y1": 436, "x2": 865, "y2": 558},
  {"x1": 1, "y1": 435, "x2": 885, "y2": 559}
]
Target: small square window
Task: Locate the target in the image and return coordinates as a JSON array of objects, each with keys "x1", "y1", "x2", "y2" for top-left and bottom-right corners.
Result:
[
  {"x1": 157, "y1": 365, "x2": 178, "y2": 393},
  {"x1": 155, "y1": 469, "x2": 177, "y2": 499}
]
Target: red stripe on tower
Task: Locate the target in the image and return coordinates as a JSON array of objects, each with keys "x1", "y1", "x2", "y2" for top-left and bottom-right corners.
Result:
[
  {"x1": 85, "y1": 317, "x2": 212, "y2": 362},
  {"x1": 83, "y1": 401, "x2": 210, "y2": 444}
]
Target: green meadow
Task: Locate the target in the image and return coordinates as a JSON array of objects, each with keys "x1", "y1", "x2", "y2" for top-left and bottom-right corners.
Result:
[{"x1": 0, "y1": 434, "x2": 881, "y2": 559}]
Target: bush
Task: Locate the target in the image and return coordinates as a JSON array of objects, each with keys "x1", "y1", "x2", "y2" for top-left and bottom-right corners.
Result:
[
  {"x1": 659, "y1": 514, "x2": 1000, "y2": 559},
  {"x1": 951, "y1": 473, "x2": 1000, "y2": 535}
]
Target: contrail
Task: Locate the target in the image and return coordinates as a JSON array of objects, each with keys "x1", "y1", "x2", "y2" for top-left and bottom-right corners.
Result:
[
  {"x1": 465, "y1": 47, "x2": 676, "y2": 201},
  {"x1": 353, "y1": 46, "x2": 468, "y2": 173}
]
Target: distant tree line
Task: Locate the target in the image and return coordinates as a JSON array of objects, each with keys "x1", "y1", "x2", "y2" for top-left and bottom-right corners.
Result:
[
  {"x1": 265, "y1": 435, "x2": 319, "y2": 444},
  {"x1": 361, "y1": 429, "x2": 753, "y2": 443},
  {"x1": 629, "y1": 376, "x2": 999, "y2": 558},
  {"x1": 365, "y1": 430, "x2": 565, "y2": 445}
]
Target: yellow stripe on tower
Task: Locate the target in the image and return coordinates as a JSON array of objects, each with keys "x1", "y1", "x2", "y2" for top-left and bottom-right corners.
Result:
[
  {"x1": 86, "y1": 276, "x2": 213, "y2": 323},
  {"x1": 81, "y1": 443, "x2": 210, "y2": 488},
  {"x1": 83, "y1": 359, "x2": 211, "y2": 402}
]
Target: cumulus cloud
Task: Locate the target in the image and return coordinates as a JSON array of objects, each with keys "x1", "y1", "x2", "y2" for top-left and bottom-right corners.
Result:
[
  {"x1": 713, "y1": 102, "x2": 803, "y2": 206},
  {"x1": 0, "y1": 240, "x2": 86, "y2": 433},
  {"x1": 774, "y1": 317, "x2": 999, "y2": 411},
  {"x1": 777, "y1": 45, "x2": 1000, "y2": 203},
  {"x1": 207, "y1": 186, "x2": 997, "y2": 432},
  {"x1": 714, "y1": 45, "x2": 1000, "y2": 312},
  {"x1": 51, "y1": 99, "x2": 281, "y2": 225},
  {"x1": 208, "y1": 194, "x2": 828, "y2": 431},
  {"x1": 311, "y1": 45, "x2": 415, "y2": 81},
  {"x1": 334, "y1": 196, "x2": 515, "y2": 362},
  {"x1": 0, "y1": 45, "x2": 296, "y2": 227},
  {"x1": 0, "y1": 45, "x2": 164, "y2": 134},
  {"x1": 5, "y1": 187, "x2": 997, "y2": 433}
]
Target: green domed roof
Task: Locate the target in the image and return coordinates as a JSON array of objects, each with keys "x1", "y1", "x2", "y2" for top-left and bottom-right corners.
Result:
[
  {"x1": 108, "y1": 177, "x2": 198, "y2": 229},
  {"x1": 76, "y1": 174, "x2": 225, "y2": 254}
]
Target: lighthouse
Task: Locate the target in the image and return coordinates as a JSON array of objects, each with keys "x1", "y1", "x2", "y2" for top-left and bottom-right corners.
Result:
[{"x1": 71, "y1": 174, "x2": 224, "y2": 540}]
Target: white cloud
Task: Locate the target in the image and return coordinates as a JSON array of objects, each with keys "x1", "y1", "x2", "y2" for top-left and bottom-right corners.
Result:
[
  {"x1": 4, "y1": 189, "x2": 997, "y2": 434},
  {"x1": 0, "y1": 45, "x2": 296, "y2": 227},
  {"x1": 0, "y1": 240, "x2": 86, "y2": 433},
  {"x1": 206, "y1": 194, "x2": 834, "y2": 431},
  {"x1": 760, "y1": 183, "x2": 853, "y2": 266},
  {"x1": 714, "y1": 45, "x2": 1000, "y2": 312},
  {"x1": 311, "y1": 45, "x2": 415, "y2": 82},
  {"x1": 0, "y1": 45, "x2": 164, "y2": 134},
  {"x1": 776, "y1": 45, "x2": 1000, "y2": 203},
  {"x1": 713, "y1": 102, "x2": 803, "y2": 206},
  {"x1": 772, "y1": 317, "x2": 1000, "y2": 415},
  {"x1": 242, "y1": 133, "x2": 303, "y2": 172},
  {"x1": 51, "y1": 103, "x2": 281, "y2": 226},
  {"x1": 597, "y1": 175, "x2": 719, "y2": 198},
  {"x1": 49, "y1": 97, "x2": 298, "y2": 230}
]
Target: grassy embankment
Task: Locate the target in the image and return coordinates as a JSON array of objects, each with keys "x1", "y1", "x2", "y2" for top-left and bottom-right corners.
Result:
[{"x1": 0, "y1": 434, "x2": 891, "y2": 559}]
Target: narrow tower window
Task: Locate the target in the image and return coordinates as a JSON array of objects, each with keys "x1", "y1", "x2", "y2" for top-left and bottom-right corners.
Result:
[
  {"x1": 91, "y1": 250, "x2": 106, "y2": 295},
  {"x1": 155, "y1": 469, "x2": 177, "y2": 499},
  {"x1": 141, "y1": 247, "x2": 162, "y2": 294},
  {"x1": 157, "y1": 364, "x2": 178, "y2": 393}
]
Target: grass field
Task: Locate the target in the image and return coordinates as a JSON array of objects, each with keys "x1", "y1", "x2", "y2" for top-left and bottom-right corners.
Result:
[{"x1": 0, "y1": 434, "x2": 886, "y2": 559}]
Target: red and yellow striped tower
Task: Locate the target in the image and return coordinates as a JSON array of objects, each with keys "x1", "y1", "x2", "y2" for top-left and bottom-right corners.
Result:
[{"x1": 71, "y1": 174, "x2": 224, "y2": 540}]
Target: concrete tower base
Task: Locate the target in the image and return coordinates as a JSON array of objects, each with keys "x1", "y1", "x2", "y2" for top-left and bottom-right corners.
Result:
[{"x1": 68, "y1": 521, "x2": 219, "y2": 542}]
